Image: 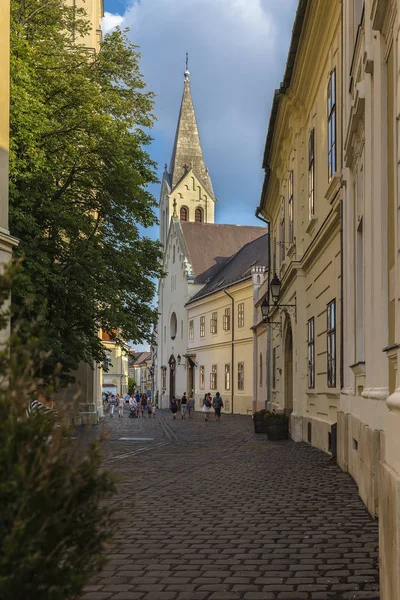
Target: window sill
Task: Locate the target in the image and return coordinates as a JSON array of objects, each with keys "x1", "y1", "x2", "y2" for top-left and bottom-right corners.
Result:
[
  {"x1": 350, "y1": 361, "x2": 366, "y2": 377},
  {"x1": 287, "y1": 242, "x2": 296, "y2": 258},
  {"x1": 306, "y1": 216, "x2": 318, "y2": 235},
  {"x1": 325, "y1": 172, "x2": 341, "y2": 204}
]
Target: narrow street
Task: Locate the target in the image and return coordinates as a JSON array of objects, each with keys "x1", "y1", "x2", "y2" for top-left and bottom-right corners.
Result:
[{"x1": 80, "y1": 411, "x2": 380, "y2": 600}]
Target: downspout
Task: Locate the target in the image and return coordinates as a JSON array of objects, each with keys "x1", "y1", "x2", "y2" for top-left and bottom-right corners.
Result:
[
  {"x1": 256, "y1": 211, "x2": 271, "y2": 409},
  {"x1": 224, "y1": 290, "x2": 234, "y2": 414}
]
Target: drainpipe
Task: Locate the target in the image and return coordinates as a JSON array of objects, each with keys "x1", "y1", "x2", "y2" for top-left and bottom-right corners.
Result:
[
  {"x1": 224, "y1": 289, "x2": 234, "y2": 414},
  {"x1": 256, "y1": 211, "x2": 271, "y2": 409}
]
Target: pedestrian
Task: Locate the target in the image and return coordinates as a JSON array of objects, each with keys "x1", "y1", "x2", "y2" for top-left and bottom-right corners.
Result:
[
  {"x1": 147, "y1": 401, "x2": 152, "y2": 417},
  {"x1": 124, "y1": 392, "x2": 131, "y2": 404},
  {"x1": 152, "y1": 403, "x2": 156, "y2": 418},
  {"x1": 203, "y1": 392, "x2": 212, "y2": 422},
  {"x1": 109, "y1": 394, "x2": 116, "y2": 417},
  {"x1": 141, "y1": 394, "x2": 147, "y2": 417},
  {"x1": 187, "y1": 394, "x2": 195, "y2": 418},
  {"x1": 170, "y1": 396, "x2": 178, "y2": 419},
  {"x1": 213, "y1": 391, "x2": 224, "y2": 422},
  {"x1": 135, "y1": 391, "x2": 140, "y2": 405},
  {"x1": 180, "y1": 392, "x2": 188, "y2": 419},
  {"x1": 118, "y1": 394, "x2": 124, "y2": 418}
]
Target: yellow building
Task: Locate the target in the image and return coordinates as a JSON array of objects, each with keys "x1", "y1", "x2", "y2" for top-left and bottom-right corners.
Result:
[
  {"x1": 256, "y1": 0, "x2": 342, "y2": 453},
  {"x1": 339, "y1": 1, "x2": 400, "y2": 597},
  {"x1": 0, "y1": 1, "x2": 19, "y2": 316},
  {"x1": 101, "y1": 332, "x2": 129, "y2": 397},
  {"x1": 187, "y1": 237, "x2": 267, "y2": 415}
]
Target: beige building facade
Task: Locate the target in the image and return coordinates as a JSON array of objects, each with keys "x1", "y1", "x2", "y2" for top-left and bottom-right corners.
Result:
[
  {"x1": 0, "y1": 1, "x2": 19, "y2": 311},
  {"x1": 339, "y1": 1, "x2": 400, "y2": 597},
  {"x1": 257, "y1": 0, "x2": 342, "y2": 454}
]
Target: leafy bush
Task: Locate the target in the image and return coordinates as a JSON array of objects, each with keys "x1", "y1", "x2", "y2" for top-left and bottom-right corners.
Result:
[
  {"x1": 0, "y1": 272, "x2": 116, "y2": 599},
  {"x1": 253, "y1": 409, "x2": 288, "y2": 421}
]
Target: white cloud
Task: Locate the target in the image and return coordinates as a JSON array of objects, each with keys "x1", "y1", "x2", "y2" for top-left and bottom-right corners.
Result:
[
  {"x1": 105, "y1": 0, "x2": 298, "y2": 221},
  {"x1": 102, "y1": 11, "x2": 124, "y2": 34}
]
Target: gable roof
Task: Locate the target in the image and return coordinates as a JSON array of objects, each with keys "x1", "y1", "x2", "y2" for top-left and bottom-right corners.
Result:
[
  {"x1": 187, "y1": 233, "x2": 268, "y2": 303},
  {"x1": 169, "y1": 77, "x2": 214, "y2": 198},
  {"x1": 180, "y1": 222, "x2": 267, "y2": 284}
]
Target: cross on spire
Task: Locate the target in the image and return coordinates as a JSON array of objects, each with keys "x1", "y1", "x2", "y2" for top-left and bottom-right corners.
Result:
[{"x1": 184, "y1": 52, "x2": 190, "y2": 82}]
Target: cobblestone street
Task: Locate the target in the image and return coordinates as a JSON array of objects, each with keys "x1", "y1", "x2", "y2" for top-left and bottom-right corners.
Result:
[{"x1": 80, "y1": 411, "x2": 380, "y2": 600}]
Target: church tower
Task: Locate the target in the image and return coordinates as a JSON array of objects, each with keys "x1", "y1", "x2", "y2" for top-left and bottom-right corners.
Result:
[{"x1": 160, "y1": 60, "x2": 216, "y2": 248}]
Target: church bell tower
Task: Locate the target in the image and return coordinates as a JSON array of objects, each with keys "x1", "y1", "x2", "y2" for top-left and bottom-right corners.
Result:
[{"x1": 160, "y1": 58, "x2": 216, "y2": 248}]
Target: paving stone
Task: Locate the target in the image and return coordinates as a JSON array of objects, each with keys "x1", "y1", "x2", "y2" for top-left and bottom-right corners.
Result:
[{"x1": 77, "y1": 412, "x2": 380, "y2": 600}]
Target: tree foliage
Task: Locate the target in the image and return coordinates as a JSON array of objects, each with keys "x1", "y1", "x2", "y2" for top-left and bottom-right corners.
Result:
[
  {"x1": 9, "y1": 0, "x2": 163, "y2": 379},
  {"x1": 0, "y1": 271, "x2": 116, "y2": 600}
]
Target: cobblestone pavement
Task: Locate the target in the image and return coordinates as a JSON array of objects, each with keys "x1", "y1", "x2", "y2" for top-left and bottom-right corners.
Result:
[{"x1": 80, "y1": 410, "x2": 379, "y2": 600}]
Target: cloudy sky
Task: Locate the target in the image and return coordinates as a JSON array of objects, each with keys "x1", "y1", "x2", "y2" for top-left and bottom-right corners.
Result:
[{"x1": 103, "y1": 0, "x2": 298, "y2": 236}]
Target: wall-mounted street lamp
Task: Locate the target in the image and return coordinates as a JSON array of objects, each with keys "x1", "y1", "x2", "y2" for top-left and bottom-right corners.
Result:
[
  {"x1": 261, "y1": 297, "x2": 282, "y2": 333},
  {"x1": 269, "y1": 273, "x2": 297, "y2": 321}
]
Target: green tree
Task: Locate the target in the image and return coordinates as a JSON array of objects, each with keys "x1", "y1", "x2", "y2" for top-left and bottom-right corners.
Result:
[
  {"x1": 9, "y1": 0, "x2": 163, "y2": 380},
  {"x1": 128, "y1": 377, "x2": 137, "y2": 395}
]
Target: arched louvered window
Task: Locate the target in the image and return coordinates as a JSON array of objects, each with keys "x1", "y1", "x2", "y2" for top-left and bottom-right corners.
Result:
[
  {"x1": 180, "y1": 206, "x2": 188, "y2": 222},
  {"x1": 195, "y1": 207, "x2": 203, "y2": 223}
]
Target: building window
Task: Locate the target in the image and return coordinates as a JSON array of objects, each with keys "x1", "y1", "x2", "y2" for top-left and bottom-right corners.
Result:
[
  {"x1": 173, "y1": 245, "x2": 175, "y2": 263},
  {"x1": 181, "y1": 320, "x2": 183, "y2": 339},
  {"x1": 280, "y1": 198, "x2": 285, "y2": 263},
  {"x1": 164, "y1": 326, "x2": 166, "y2": 343},
  {"x1": 273, "y1": 236, "x2": 277, "y2": 273},
  {"x1": 210, "y1": 311, "x2": 218, "y2": 334},
  {"x1": 189, "y1": 319, "x2": 194, "y2": 341},
  {"x1": 195, "y1": 207, "x2": 203, "y2": 222},
  {"x1": 161, "y1": 367, "x2": 166, "y2": 390},
  {"x1": 180, "y1": 206, "x2": 188, "y2": 221},
  {"x1": 225, "y1": 363, "x2": 230, "y2": 390},
  {"x1": 288, "y1": 170, "x2": 294, "y2": 244},
  {"x1": 200, "y1": 316, "x2": 205, "y2": 338},
  {"x1": 170, "y1": 312, "x2": 177, "y2": 340},
  {"x1": 328, "y1": 69, "x2": 337, "y2": 181},
  {"x1": 327, "y1": 300, "x2": 336, "y2": 387},
  {"x1": 272, "y1": 347, "x2": 276, "y2": 388},
  {"x1": 238, "y1": 302, "x2": 244, "y2": 328},
  {"x1": 307, "y1": 317, "x2": 315, "y2": 389},
  {"x1": 223, "y1": 307, "x2": 230, "y2": 331},
  {"x1": 199, "y1": 366, "x2": 205, "y2": 389},
  {"x1": 259, "y1": 353, "x2": 263, "y2": 386},
  {"x1": 237, "y1": 362, "x2": 244, "y2": 390},
  {"x1": 210, "y1": 364, "x2": 217, "y2": 390},
  {"x1": 308, "y1": 128, "x2": 315, "y2": 219}
]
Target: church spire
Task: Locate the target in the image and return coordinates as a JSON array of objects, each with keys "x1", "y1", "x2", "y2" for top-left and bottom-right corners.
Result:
[{"x1": 169, "y1": 58, "x2": 214, "y2": 198}]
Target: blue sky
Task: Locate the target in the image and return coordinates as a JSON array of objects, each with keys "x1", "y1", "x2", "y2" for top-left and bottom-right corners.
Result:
[{"x1": 103, "y1": 0, "x2": 298, "y2": 235}]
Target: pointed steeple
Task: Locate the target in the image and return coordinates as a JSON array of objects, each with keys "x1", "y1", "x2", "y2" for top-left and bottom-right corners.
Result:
[{"x1": 169, "y1": 59, "x2": 214, "y2": 198}]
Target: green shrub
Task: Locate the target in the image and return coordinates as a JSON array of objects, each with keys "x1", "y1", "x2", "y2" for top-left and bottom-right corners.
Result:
[{"x1": 0, "y1": 272, "x2": 116, "y2": 599}]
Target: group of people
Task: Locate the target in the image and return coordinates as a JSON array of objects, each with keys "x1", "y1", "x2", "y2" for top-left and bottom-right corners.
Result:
[
  {"x1": 169, "y1": 391, "x2": 224, "y2": 422},
  {"x1": 102, "y1": 392, "x2": 156, "y2": 418},
  {"x1": 169, "y1": 392, "x2": 195, "y2": 419}
]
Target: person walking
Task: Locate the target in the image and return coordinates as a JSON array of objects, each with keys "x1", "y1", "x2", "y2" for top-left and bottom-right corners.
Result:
[
  {"x1": 152, "y1": 403, "x2": 156, "y2": 418},
  {"x1": 203, "y1": 392, "x2": 212, "y2": 421},
  {"x1": 180, "y1": 392, "x2": 188, "y2": 419},
  {"x1": 187, "y1": 394, "x2": 195, "y2": 418},
  {"x1": 109, "y1": 394, "x2": 116, "y2": 417},
  {"x1": 118, "y1": 394, "x2": 124, "y2": 418},
  {"x1": 141, "y1": 394, "x2": 147, "y2": 417},
  {"x1": 170, "y1": 396, "x2": 178, "y2": 419},
  {"x1": 213, "y1": 392, "x2": 224, "y2": 422}
]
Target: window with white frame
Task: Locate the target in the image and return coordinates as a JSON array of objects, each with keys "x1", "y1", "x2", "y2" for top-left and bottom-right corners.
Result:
[
  {"x1": 225, "y1": 363, "x2": 230, "y2": 390},
  {"x1": 238, "y1": 302, "x2": 244, "y2": 328},
  {"x1": 199, "y1": 366, "x2": 205, "y2": 389},
  {"x1": 237, "y1": 362, "x2": 244, "y2": 390},
  {"x1": 280, "y1": 198, "x2": 285, "y2": 263},
  {"x1": 223, "y1": 307, "x2": 230, "y2": 331},
  {"x1": 210, "y1": 311, "x2": 218, "y2": 334},
  {"x1": 189, "y1": 319, "x2": 194, "y2": 341},
  {"x1": 210, "y1": 364, "x2": 217, "y2": 389},
  {"x1": 328, "y1": 69, "x2": 337, "y2": 181},
  {"x1": 308, "y1": 128, "x2": 315, "y2": 219},
  {"x1": 327, "y1": 300, "x2": 336, "y2": 387},
  {"x1": 307, "y1": 317, "x2": 315, "y2": 389},
  {"x1": 288, "y1": 170, "x2": 294, "y2": 244},
  {"x1": 200, "y1": 316, "x2": 205, "y2": 338}
]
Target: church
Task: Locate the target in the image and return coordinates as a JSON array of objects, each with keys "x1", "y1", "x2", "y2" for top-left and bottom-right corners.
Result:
[{"x1": 155, "y1": 64, "x2": 267, "y2": 412}]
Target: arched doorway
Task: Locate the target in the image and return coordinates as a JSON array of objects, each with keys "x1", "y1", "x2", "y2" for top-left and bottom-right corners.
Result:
[
  {"x1": 169, "y1": 355, "x2": 176, "y2": 400},
  {"x1": 284, "y1": 322, "x2": 293, "y2": 414}
]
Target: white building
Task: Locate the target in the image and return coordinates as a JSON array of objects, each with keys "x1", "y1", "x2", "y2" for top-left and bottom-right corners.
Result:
[{"x1": 156, "y1": 67, "x2": 266, "y2": 409}]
